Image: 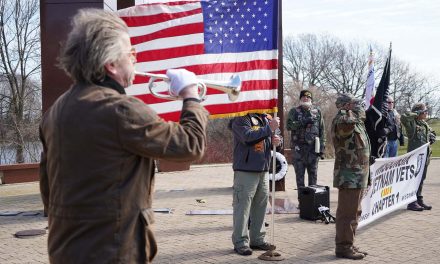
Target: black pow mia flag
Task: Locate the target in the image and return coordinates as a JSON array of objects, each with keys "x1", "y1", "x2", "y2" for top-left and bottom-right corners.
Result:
[{"x1": 365, "y1": 45, "x2": 392, "y2": 161}]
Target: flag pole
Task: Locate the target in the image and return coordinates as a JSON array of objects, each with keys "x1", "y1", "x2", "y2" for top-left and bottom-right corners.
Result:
[{"x1": 259, "y1": 1, "x2": 284, "y2": 260}]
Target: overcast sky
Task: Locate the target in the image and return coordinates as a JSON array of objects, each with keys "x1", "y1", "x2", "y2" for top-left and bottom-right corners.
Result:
[{"x1": 282, "y1": 0, "x2": 440, "y2": 80}]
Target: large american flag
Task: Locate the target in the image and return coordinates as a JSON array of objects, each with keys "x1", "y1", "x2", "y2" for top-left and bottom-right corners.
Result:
[{"x1": 118, "y1": 0, "x2": 279, "y2": 121}]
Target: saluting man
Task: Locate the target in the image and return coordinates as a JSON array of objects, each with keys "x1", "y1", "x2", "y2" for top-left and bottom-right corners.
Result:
[
  {"x1": 401, "y1": 102, "x2": 436, "y2": 211},
  {"x1": 331, "y1": 93, "x2": 370, "y2": 260}
]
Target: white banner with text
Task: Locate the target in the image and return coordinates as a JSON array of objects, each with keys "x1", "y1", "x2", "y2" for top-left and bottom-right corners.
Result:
[{"x1": 359, "y1": 143, "x2": 429, "y2": 228}]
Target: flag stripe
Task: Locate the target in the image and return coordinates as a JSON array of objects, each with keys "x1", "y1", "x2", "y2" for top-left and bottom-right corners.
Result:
[
  {"x1": 136, "y1": 43, "x2": 205, "y2": 62},
  {"x1": 125, "y1": 8, "x2": 202, "y2": 38},
  {"x1": 121, "y1": 6, "x2": 202, "y2": 28},
  {"x1": 136, "y1": 50, "x2": 277, "y2": 72},
  {"x1": 131, "y1": 23, "x2": 204, "y2": 45},
  {"x1": 119, "y1": 1, "x2": 200, "y2": 18}
]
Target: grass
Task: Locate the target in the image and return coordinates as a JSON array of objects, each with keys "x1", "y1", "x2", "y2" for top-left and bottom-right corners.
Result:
[{"x1": 398, "y1": 118, "x2": 440, "y2": 157}]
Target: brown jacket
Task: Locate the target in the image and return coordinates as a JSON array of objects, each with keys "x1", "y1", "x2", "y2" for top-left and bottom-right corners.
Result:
[{"x1": 39, "y1": 82, "x2": 208, "y2": 263}]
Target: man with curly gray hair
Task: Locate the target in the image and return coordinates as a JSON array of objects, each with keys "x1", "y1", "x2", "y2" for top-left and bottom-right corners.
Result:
[{"x1": 39, "y1": 8, "x2": 208, "y2": 263}]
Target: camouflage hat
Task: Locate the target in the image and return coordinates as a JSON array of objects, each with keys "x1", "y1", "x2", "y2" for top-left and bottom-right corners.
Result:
[
  {"x1": 300, "y1": 89, "x2": 313, "y2": 100},
  {"x1": 411, "y1": 102, "x2": 427, "y2": 113},
  {"x1": 335, "y1": 93, "x2": 361, "y2": 108}
]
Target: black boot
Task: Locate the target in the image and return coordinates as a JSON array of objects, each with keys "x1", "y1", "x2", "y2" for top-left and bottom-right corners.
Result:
[
  {"x1": 418, "y1": 200, "x2": 432, "y2": 210},
  {"x1": 407, "y1": 201, "x2": 424, "y2": 211}
]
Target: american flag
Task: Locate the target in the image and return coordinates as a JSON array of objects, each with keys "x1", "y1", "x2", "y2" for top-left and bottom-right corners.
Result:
[{"x1": 118, "y1": 0, "x2": 279, "y2": 121}]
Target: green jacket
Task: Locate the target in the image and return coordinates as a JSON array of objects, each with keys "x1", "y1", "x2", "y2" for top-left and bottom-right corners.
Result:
[
  {"x1": 401, "y1": 112, "x2": 433, "y2": 151},
  {"x1": 331, "y1": 109, "x2": 370, "y2": 188},
  {"x1": 401, "y1": 112, "x2": 433, "y2": 163}
]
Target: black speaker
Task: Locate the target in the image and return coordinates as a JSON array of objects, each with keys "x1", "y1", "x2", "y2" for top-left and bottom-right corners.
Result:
[{"x1": 299, "y1": 185, "x2": 330, "y2": 220}]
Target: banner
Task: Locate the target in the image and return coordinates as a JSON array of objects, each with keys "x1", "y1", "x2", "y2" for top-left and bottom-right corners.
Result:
[
  {"x1": 358, "y1": 143, "x2": 429, "y2": 228},
  {"x1": 118, "y1": 0, "x2": 279, "y2": 121}
]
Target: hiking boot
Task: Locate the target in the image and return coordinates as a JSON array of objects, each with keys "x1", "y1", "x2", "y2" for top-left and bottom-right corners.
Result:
[
  {"x1": 234, "y1": 246, "x2": 252, "y2": 256},
  {"x1": 353, "y1": 246, "x2": 368, "y2": 256},
  {"x1": 407, "y1": 201, "x2": 424, "y2": 211},
  {"x1": 336, "y1": 251, "x2": 365, "y2": 260},
  {"x1": 418, "y1": 200, "x2": 432, "y2": 210},
  {"x1": 250, "y1": 242, "x2": 276, "y2": 251}
]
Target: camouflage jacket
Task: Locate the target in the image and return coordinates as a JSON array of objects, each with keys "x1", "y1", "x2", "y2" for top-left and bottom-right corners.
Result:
[
  {"x1": 401, "y1": 112, "x2": 433, "y2": 152},
  {"x1": 331, "y1": 109, "x2": 370, "y2": 189},
  {"x1": 286, "y1": 105, "x2": 326, "y2": 150}
]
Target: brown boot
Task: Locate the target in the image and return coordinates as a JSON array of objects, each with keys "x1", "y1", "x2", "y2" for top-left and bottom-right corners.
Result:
[
  {"x1": 353, "y1": 246, "x2": 368, "y2": 255},
  {"x1": 336, "y1": 250, "x2": 365, "y2": 260}
]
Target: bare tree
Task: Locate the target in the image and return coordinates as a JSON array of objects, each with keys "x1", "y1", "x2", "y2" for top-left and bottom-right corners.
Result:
[
  {"x1": 388, "y1": 56, "x2": 440, "y2": 118},
  {"x1": 283, "y1": 34, "x2": 337, "y2": 88},
  {"x1": 321, "y1": 41, "x2": 371, "y2": 96},
  {"x1": 0, "y1": 0, "x2": 40, "y2": 164}
]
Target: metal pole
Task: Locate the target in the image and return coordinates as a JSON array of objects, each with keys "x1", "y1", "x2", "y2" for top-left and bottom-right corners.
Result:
[{"x1": 271, "y1": 112, "x2": 277, "y2": 245}]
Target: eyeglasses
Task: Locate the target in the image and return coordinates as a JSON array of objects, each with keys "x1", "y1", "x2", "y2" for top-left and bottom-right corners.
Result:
[{"x1": 387, "y1": 101, "x2": 394, "y2": 104}]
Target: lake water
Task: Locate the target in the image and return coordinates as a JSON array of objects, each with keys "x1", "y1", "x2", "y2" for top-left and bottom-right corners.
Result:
[{"x1": 0, "y1": 142, "x2": 42, "y2": 165}]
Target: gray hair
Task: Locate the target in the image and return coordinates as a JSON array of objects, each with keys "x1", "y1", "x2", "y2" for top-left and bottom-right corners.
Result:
[{"x1": 58, "y1": 9, "x2": 129, "y2": 84}]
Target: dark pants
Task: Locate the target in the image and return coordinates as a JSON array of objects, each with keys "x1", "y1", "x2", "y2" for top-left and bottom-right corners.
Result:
[
  {"x1": 416, "y1": 160, "x2": 429, "y2": 202},
  {"x1": 335, "y1": 188, "x2": 363, "y2": 253},
  {"x1": 292, "y1": 144, "x2": 319, "y2": 189}
]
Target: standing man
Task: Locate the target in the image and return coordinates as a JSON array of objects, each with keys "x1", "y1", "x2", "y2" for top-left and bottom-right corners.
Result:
[
  {"x1": 384, "y1": 96, "x2": 404, "y2": 157},
  {"x1": 286, "y1": 90, "x2": 326, "y2": 200},
  {"x1": 331, "y1": 94, "x2": 370, "y2": 260},
  {"x1": 401, "y1": 103, "x2": 436, "y2": 211},
  {"x1": 39, "y1": 9, "x2": 208, "y2": 263},
  {"x1": 230, "y1": 113, "x2": 281, "y2": 256}
]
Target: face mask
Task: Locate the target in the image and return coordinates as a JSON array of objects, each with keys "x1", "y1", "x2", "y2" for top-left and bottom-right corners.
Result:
[{"x1": 300, "y1": 101, "x2": 312, "y2": 108}]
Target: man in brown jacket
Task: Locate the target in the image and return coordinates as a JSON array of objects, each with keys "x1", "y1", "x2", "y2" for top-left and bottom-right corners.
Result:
[{"x1": 39, "y1": 9, "x2": 208, "y2": 263}]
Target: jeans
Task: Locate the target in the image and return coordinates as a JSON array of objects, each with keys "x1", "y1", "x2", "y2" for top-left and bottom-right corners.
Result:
[{"x1": 385, "y1": 140, "x2": 398, "y2": 157}]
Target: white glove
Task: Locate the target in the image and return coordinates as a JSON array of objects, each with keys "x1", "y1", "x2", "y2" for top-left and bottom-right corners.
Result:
[{"x1": 166, "y1": 69, "x2": 197, "y2": 97}]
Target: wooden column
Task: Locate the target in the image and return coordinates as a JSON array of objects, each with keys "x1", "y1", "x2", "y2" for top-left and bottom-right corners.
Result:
[{"x1": 40, "y1": 0, "x2": 135, "y2": 112}]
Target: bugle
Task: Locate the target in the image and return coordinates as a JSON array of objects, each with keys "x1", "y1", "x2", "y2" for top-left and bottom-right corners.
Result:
[{"x1": 134, "y1": 71, "x2": 241, "y2": 101}]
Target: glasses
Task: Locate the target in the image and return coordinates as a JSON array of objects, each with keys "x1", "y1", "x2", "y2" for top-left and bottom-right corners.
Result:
[{"x1": 387, "y1": 101, "x2": 394, "y2": 104}]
